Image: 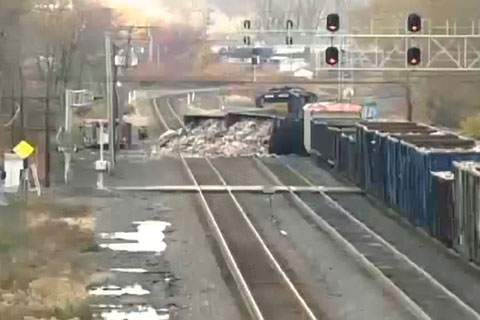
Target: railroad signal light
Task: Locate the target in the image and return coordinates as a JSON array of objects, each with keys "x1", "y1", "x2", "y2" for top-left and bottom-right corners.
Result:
[
  {"x1": 244, "y1": 20, "x2": 251, "y2": 30},
  {"x1": 286, "y1": 19, "x2": 294, "y2": 30},
  {"x1": 407, "y1": 47, "x2": 421, "y2": 65},
  {"x1": 286, "y1": 36, "x2": 293, "y2": 45},
  {"x1": 326, "y1": 47, "x2": 339, "y2": 65},
  {"x1": 408, "y1": 13, "x2": 421, "y2": 33},
  {"x1": 327, "y1": 13, "x2": 340, "y2": 32}
]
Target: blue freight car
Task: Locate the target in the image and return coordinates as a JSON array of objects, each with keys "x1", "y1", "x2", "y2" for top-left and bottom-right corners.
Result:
[
  {"x1": 454, "y1": 162, "x2": 480, "y2": 263},
  {"x1": 355, "y1": 121, "x2": 480, "y2": 234}
]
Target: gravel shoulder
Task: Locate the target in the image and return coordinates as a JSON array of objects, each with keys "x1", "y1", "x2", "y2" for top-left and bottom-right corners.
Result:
[
  {"x1": 330, "y1": 193, "x2": 480, "y2": 316},
  {"x1": 56, "y1": 189, "x2": 244, "y2": 320}
]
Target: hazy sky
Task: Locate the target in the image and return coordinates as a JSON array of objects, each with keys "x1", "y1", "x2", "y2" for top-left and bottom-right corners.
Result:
[{"x1": 100, "y1": 0, "x2": 367, "y2": 27}]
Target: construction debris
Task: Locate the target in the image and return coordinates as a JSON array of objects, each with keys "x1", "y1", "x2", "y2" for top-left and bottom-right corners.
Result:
[{"x1": 156, "y1": 119, "x2": 274, "y2": 157}]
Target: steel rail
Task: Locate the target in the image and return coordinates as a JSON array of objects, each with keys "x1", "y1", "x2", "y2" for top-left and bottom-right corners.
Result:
[
  {"x1": 204, "y1": 157, "x2": 318, "y2": 320},
  {"x1": 152, "y1": 98, "x2": 170, "y2": 132},
  {"x1": 179, "y1": 155, "x2": 264, "y2": 320},
  {"x1": 153, "y1": 92, "x2": 263, "y2": 320},
  {"x1": 110, "y1": 185, "x2": 362, "y2": 193},
  {"x1": 166, "y1": 97, "x2": 187, "y2": 130},
  {"x1": 275, "y1": 159, "x2": 480, "y2": 320},
  {"x1": 252, "y1": 157, "x2": 432, "y2": 320}
]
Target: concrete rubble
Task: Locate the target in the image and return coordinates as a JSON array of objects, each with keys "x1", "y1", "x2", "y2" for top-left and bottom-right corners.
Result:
[{"x1": 156, "y1": 119, "x2": 274, "y2": 157}]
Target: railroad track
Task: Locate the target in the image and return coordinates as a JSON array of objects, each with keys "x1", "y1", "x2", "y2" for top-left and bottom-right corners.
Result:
[
  {"x1": 153, "y1": 100, "x2": 318, "y2": 319},
  {"x1": 152, "y1": 97, "x2": 185, "y2": 134},
  {"x1": 256, "y1": 157, "x2": 480, "y2": 320},
  {"x1": 184, "y1": 157, "x2": 318, "y2": 320},
  {"x1": 152, "y1": 94, "x2": 480, "y2": 320}
]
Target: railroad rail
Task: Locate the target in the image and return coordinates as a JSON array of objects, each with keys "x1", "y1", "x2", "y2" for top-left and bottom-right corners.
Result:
[
  {"x1": 184, "y1": 157, "x2": 318, "y2": 320},
  {"x1": 255, "y1": 157, "x2": 480, "y2": 320},
  {"x1": 150, "y1": 93, "x2": 480, "y2": 320},
  {"x1": 152, "y1": 97, "x2": 185, "y2": 133},
  {"x1": 111, "y1": 185, "x2": 362, "y2": 193},
  {"x1": 153, "y1": 94, "x2": 318, "y2": 319}
]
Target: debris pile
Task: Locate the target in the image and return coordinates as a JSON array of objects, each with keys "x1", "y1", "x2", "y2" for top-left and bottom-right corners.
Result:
[{"x1": 156, "y1": 119, "x2": 274, "y2": 157}]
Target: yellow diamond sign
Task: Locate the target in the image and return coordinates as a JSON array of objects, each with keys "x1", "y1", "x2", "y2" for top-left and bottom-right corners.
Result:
[{"x1": 13, "y1": 140, "x2": 35, "y2": 160}]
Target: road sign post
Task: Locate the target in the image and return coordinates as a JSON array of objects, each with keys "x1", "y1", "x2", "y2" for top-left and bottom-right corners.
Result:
[{"x1": 10, "y1": 140, "x2": 35, "y2": 202}]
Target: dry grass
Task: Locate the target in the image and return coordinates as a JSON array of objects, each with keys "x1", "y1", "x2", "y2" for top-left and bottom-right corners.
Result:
[
  {"x1": 460, "y1": 116, "x2": 480, "y2": 139},
  {"x1": 0, "y1": 200, "x2": 96, "y2": 320}
]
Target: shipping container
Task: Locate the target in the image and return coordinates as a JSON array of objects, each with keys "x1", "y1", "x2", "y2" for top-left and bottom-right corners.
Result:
[{"x1": 454, "y1": 162, "x2": 480, "y2": 263}]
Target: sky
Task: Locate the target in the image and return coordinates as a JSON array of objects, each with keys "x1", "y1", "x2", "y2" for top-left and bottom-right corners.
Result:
[
  {"x1": 99, "y1": 0, "x2": 368, "y2": 32},
  {"x1": 100, "y1": 0, "x2": 257, "y2": 31}
]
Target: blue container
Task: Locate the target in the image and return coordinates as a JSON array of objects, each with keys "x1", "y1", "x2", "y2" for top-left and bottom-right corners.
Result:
[
  {"x1": 454, "y1": 162, "x2": 480, "y2": 263},
  {"x1": 356, "y1": 122, "x2": 480, "y2": 232},
  {"x1": 335, "y1": 132, "x2": 357, "y2": 181},
  {"x1": 335, "y1": 131, "x2": 351, "y2": 171},
  {"x1": 356, "y1": 122, "x2": 435, "y2": 193},
  {"x1": 311, "y1": 119, "x2": 358, "y2": 166},
  {"x1": 430, "y1": 172, "x2": 455, "y2": 247},
  {"x1": 270, "y1": 117, "x2": 305, "y2": 155}
]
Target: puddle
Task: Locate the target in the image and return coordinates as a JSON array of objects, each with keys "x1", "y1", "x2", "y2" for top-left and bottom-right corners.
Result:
[
  {"x1": 100, "y1": 306, "x2": 169, "y2": 320},
  {"x1": 91, "y1": 304, "x2": 124, "y2": 309},
  {"x1": 99, "y1": 221, "x2": 171, "y2": 253},
  {"x1": 89, "y1": 284, "x2": 150, "y2": 296},
  {"x1": 111, "y1": 268, "x2": 148, "y2": 273}
]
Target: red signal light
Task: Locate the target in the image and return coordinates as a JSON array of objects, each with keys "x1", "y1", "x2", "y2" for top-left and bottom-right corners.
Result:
[
  {"x1": 326, "y1": 47, "x2": 339, "y2": 65},
  {"x1": 327, "y1": 14, "x2": 340, "y2": 32},
  {"x1": 408, "y1": 13, "x2": 421, "y2": 33},
  {"x1": 407, "y1": 47, "x2": 421, "y2": 65}
]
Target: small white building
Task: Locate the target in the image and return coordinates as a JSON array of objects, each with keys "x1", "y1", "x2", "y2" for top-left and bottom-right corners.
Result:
[{"x1": 294, "y1": 68, "x2": 314, "y2": 79}]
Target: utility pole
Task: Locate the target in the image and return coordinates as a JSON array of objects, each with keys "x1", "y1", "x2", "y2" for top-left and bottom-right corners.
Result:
[
  {"x1": 19, "y1": 67, "x2": 25, "y2": 140},
  {"x1": 10, "y1": 86, "x2": 15, "y2": 147},
  {"x1": 105, "y1": 31, "x2": 115, "y2": 171},
  {"x1": 406, "y1": 72, "x2": 413, "y2": 121},
  {"x1": 45, "y1": 48, "x2": 52, "y2": 187}
]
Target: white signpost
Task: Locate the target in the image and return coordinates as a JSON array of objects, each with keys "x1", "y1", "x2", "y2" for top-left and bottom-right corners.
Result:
[{"x1": 63, "y1": 89, "x2": 94, "y2": 184}]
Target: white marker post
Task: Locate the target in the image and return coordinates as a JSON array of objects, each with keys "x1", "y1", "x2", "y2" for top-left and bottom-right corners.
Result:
[{"x1": 95, "y1": 122, "x2": 109, "y2": 189}]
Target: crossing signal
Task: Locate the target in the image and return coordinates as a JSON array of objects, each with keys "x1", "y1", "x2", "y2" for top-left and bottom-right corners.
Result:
[
  {"x1": 327, "y1": 14, "x2": 340, "y2": 32},
  {"x1": 408, "y1": 14, "x2": 421, "y2": 33},
  {"x1": 407, "y1": 47, "x2": 421, "y2": 65},
  {"x1": 286, "y1": 36, "x2": 293, "y2": 45},
  {"x1": 326, "y1": 47, "x2": 339, "y2": 65}
]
